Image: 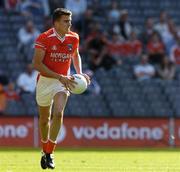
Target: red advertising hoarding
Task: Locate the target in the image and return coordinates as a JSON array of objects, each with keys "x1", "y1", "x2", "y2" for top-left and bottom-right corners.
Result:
[
  {"x1": 57, "y1": 118, "x2": 169, "y2": 147},
  {"x1": 0, "y1": 117, "x2": 37, "y2": 147},
  {"x1": 0, "y1": 117, "x2": 169, "y2": 147},
  {"x1": 174, "y1": 119, "x2": 180, "y2": 146}
]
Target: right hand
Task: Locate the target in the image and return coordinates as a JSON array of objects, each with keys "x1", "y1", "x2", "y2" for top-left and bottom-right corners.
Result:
[{"x1": 59, "y1": 75, "x2": 77, "y2": 91}]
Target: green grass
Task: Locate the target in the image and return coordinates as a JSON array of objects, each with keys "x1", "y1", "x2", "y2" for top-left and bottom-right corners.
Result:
[{"x1": 0, "y1": 148, "x2": 180, "y2": 172}]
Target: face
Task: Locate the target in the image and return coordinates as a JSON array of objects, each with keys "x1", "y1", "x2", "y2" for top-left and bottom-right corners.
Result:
[
  {"x1": 146, "y1": 18, "x2": 153, "y2": 29},
  {"x1": 151, "y1": 34, "x2": 159, "y2": 43},
  {"x1": 8, "y1": 83, "x2": 15, "y2": 91},
  {"x1": 26, "y1": 64, "x2": 33, "y2": 74},
  {"x1": 130, "y1": 32, "x2": 136, "y2": 41},
  {"x1": 162, "y1": 57, "x2": 169, "y2": 64},
  {"x1": 160, "y1": 12, "x2": 167, "y2": 22},
  {"x1": 26, "y1": 21, "x2": 34, "y2": 33},
  {"x1": 141, "y1": 55, "x2": 148, "y2": 64},
  {"x1": 55, "y1": 15, "x2": 72, "y2": 35}
]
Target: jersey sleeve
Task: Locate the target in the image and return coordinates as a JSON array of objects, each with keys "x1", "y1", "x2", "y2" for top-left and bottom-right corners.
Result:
[{"x1": 34, "y1": 33, "x2": 47, "y2": 51}]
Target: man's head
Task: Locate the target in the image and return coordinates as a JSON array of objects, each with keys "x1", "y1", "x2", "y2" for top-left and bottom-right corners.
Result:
[
  {"x1": 25, "y1": 20, "x2": 34, "y2": 33},
  {"x1": 7, "y1": 82, "x2": 15, "y2": 91},
  {"x1": 140, "y1": 54, "x2": 149, "y2": 64},
  {"x1": 159, "y1": 11, "x2": 168, "y2": 23},
  {"x1": 26, "y1": 64, "x2": 33, "y2": 75},
  {"x1": 145, "y1": 17, "x2": 154, "y2": 29},
  {"x1": 52, "y1": 8, "x2": 72, "y2": 35}
]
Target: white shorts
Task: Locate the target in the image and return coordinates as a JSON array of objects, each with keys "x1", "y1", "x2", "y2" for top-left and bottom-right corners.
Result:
[{"x1": 36, "y1": 75, "x2": 70, "y2": 106}]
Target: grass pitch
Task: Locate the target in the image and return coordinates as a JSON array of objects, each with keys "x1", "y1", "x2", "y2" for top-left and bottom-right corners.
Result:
[{"x1": 0, "y1": 148, "x2": 180, "y2": 172}]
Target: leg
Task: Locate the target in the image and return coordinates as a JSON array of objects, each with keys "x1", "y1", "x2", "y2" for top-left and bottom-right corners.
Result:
[
  {"x1": 46, "y1": 92, "x2": 68, "y2": 169},
  {"x1": 49, "y1": 92, "x2": 68, "y2": 142},
  {"x1": 38, "y1": 105, "x2": 51, "y2": 169},
  {"x1": 38, "y1": 105, "x2": 51, "y2": 142}
]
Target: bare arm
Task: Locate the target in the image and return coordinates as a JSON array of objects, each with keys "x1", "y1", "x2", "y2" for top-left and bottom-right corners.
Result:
[
  {"x1": 72, "y1": 48, "x2": 91, "y2": 85},
  {"x1": 32, "y1": 48, "x2": 60, "y2": 79},
  {"x1": 72, "y1": 48, "x2": 82, "y2": 74}
]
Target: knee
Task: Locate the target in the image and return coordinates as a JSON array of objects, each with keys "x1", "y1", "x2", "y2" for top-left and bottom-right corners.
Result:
[
  {"x1": 53, "y1": 107, "x2": 64, "y2": 119},
  {"x1": 39, "y1": 116, "x2": 50, "y2": 126}
]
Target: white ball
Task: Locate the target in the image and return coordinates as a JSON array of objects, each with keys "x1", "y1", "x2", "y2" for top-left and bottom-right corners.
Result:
[{"x1": 70, "y1": 74, "x2": 87, "y2": 94}]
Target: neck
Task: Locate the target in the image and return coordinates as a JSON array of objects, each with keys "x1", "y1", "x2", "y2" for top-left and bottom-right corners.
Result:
[{"x1": 54, "y1": 27, "x2": 66, "y2": 37}]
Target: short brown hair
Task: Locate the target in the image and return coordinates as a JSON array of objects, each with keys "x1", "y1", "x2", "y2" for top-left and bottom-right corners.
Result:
[{"x1": 52, "y1": 8, "x2": 72, "y2": 23}]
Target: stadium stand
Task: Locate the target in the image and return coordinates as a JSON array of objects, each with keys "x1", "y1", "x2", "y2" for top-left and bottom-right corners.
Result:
[{"x1": 0, "y1": 0, "x2": 180, "y2": 118}]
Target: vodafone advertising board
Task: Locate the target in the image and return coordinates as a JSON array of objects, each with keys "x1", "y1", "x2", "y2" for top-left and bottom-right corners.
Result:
[
  {"x1": 174, "y1": 119, "x2": 180, "y2": 146},
  {"x1": 0, "y1": 117, "x2": 36, "y2": 147},
  {"x1": 0, "y1": 117, "x2": 169, "y2": 147},
  {"x1": 57, "y1": 118, "x2": 169, "y2": 147}
]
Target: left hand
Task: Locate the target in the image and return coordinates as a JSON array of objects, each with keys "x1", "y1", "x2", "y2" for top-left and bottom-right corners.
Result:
[{"x1": 81, "y1": 73, "x2": 91, "y2": 85}]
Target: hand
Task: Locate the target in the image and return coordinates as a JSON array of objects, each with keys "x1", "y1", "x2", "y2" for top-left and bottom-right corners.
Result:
[
  {"x1": 59, "y1": 75, "x2": 77, "y2": 91},
  {"x1": 81, "y1": 73, "x2": 91, "y2": 85}
]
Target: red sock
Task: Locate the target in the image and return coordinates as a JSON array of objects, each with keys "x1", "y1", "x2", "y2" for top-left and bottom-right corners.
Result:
[
  {"x1": 46, "y1": 140, "x2": 56, "y2": 154},
  {"x1": 41, "y1": 140, "x2": 48, "y2": 153}
]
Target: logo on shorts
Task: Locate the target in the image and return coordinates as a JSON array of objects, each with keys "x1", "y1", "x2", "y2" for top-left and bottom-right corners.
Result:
[
  {"x1": 51, "y1": 45, "x2": 57, "y2": 51},
  {"x1": 67, "y1": 44, "x2": 73, "y2": 52}
]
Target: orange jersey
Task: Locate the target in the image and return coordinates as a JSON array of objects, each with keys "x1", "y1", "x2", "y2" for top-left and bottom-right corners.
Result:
[
  {"x1": 124, "y1": 40, "x2": 142, "y2": 56},
  {"x1": 108, "y1": 42, "x2": 124, "y2": 56},
  {"x1": 147, "y1": 42, "x2": 165, "y2": 54},
  {"x1": 35, "y1": 28, "x2": 79, "y2": 76}
]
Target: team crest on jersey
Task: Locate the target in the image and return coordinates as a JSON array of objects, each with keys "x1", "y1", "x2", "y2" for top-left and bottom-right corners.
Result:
[
  {"x1": 67, "y1": 44, "x2": 73, "y2": 52},
  {"x1": 51, "y1": 45, "x2": 57, "y2": 51}
]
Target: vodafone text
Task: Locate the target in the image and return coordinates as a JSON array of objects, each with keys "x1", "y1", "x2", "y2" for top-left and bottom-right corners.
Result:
[
  {"x1": 72, "y1": 123, "x2": 164, "y2": 140},
  {"x1": 0, "y1": 125, "x2": 28, "y2": 138}
]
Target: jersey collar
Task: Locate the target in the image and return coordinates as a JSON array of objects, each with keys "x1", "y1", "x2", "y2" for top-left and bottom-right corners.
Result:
[{"x1": 53, "y1": 28, "x2": 66, "y2": 42}]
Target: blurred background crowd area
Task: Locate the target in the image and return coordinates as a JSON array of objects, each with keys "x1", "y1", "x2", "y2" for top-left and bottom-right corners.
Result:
[{"x1": 0, "y1": 0, "x2": 180, "y2": 118}]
